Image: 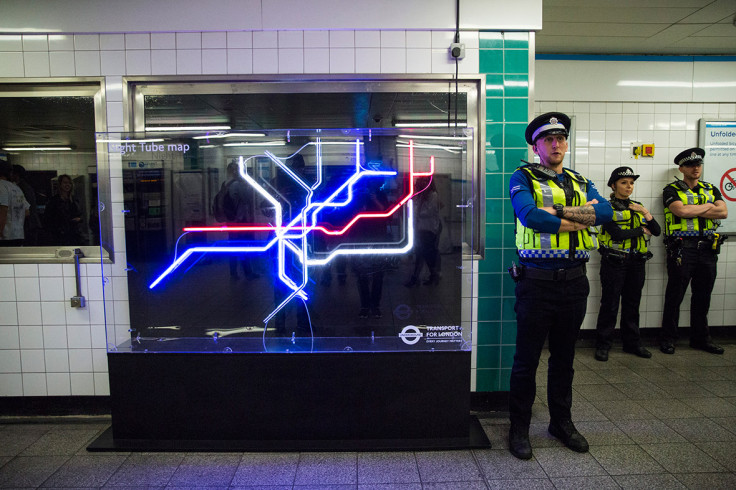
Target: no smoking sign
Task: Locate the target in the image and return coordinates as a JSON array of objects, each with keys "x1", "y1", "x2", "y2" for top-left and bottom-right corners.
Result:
[{"x1": 720, "y1": 168, "x2": 736, "y2": 202}]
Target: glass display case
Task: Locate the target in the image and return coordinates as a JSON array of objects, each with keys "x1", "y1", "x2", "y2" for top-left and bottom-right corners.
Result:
[
  {"x1": 99, "y1": 127, "x2": 474, "y2": 355},
  {"x1": 92, "y1": 127, "x2": 483, "y2": 450}
]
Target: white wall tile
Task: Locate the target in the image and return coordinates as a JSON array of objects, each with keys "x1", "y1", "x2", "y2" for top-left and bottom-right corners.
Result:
[
  {"x1": 66, "y1": 304, "x2": 91, "y2": 326},
  {"x1": 0, "y1": 277, "x2": 15, "y2": 301},
  {"x1": 406, "y1": 31, "x2": 432, "y2": 49},
  {"x1": 69, "y1": 349, "x2": 93, "y2": 371},
  {"x1": 202, "y1": 32, "x2": 227, "y2": 49},
  {"x1": 41, "y1": 302, "x2": 66, "y2": 326},
  {"x1": 44, "y1": 349, "x2": 69, "y2": 372},
  {"x1": 22, "y1": 34, "x2": 48, "y2": 51},
  {"x1": 100, "y1": 34, "x2": 124, "y2": 50},
  {"x1": 380, "y1": 48, "x2": 406, "y2": 73},
  {"x1": 21, "y1": 349, "x2": 46, "y2": 372},
  {"x1": 49, "y1": 51, "x2": 75, "y2": 76},
  {"x1": 22, "y1": 373, "x2": 47, "y2": 395},
  {"x1": 227, "y1": 31, "x2": 252, "y2": 49},
  {"x1": 125, "y1": 33, "x2": 150, "y2": 50},
  {"x1": 176, "y1": 32, "x2": 201, "y2": 49},
  {"x1": 355, "y1": 48, "x2": 380, "y2": 73},
  {"x1": 0, "y1": 349, "x2": 21, "y2": 372},
  {"x1": 176, "y1": 49, "x2": 202, "y2": 74},
  {"x1": 92, "y1": 347, "x2": 108, "y2": 370},
  {"x1": 226, "y1": 48, "x2": 252, "y2": 74},
  {"x1": 330, "y1": 30, "x2": 354, "y2": 48},
  {"x1": 24, "y1": 52, "x2": 50, "y2": 77},
  {"x1": 304, "y1": 30, "x2": 329, "y2": 48},
  {"x1": 0, "y1": 374, "x2": 23, "y2": 396},
  {"x1": 253, "y1": 31, "x2": 278, "y2": 48},
  {"x1": 94, "y1": 372, "x2": 110, "y2": 395},
  {"x1": 0, "y1": 326, "x2": 20, "y2": 349},
  {"x1": 126, "y1": 50, "x2": 151, "y2": 75},
  {"x1": 0, "y1": 301, "x2": 18, "y2": 325},
  {"x1": 329, "y1": 48, "x2": 354, "y2": 73},
  {"x1": 40, "y1": 277, "x2": 65, "y2": 302},
  {"x1": 406, "y1": 48, "x2": 431, "y2": 73},
  {"x1": 381, "y1": 31, "x2": 406, "y2": 48},
  {"x1": 46, "y1": 373, "x2": 71, "y2": 395},
  {"x1": 74, "y1": 34, "x2": 100, "y2": 50},
  {"x1": 0, "y1": 35, "x2": 23, "y2": 51},
  {"x1": 304, "y1": 48, "x2": 329, "y2": 73},
  {"x1": 0, "y1": 52, "x2": 24, "y2": 77},
  {"x1": 458, "y1": 48, "x2": 479, "y2": 75},
  {"x1": 355, "y1": 30, "x2": 380, "y2": 47},
  {"x1": 278, "y1": 31, "x2": 303, "y2": 48},
  {"x1": 15, "y1": 277, "x2": 40, "y2": 302},
  {"x1": 18, "y1": 325, "x2": 42, "y2": 349},
  {"x1": 151, "y1": 49, "x2": 177, "y2": 74},
  {"x1": 75, "y1": 50, "x2": 101, "y2": 76},
  {"x1": 71, "y1": 372, "x2": 95, "y2": 395},
  {"x1": 253, "y1": 48, "x2": 278, "y2": 73},
  {"x1": 0, "y1": 264, "x2": 14, "y2": 277},
  {"x1": 202, "y1": 49, "x2": 227, "y2": 74},
  {"x1": 67, "y1": 325, "x2": 91, "y2": 348},
  {"x1": 430, "y1": 49, "x2": 455, "y2": 74},
  {"x1": 48, "y1": 34, "x2": 73, "y2": 51},
  {"x1": 278, "y1": 48, "x2": 304, "y2": 73}
]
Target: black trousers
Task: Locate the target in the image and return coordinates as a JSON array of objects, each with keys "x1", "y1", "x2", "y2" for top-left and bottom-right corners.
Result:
[
  {"x1": 661, "y1": 247, "x2": 717, "y2": 344},
  {"x1": 595, "y1": 255, "x2": 646, "y2": 350},
  {"x1": 509, "y1": 274, "x2": 589, "y2": 427}
]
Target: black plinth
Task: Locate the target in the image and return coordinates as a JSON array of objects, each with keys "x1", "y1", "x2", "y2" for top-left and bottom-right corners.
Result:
[{"x1": 89, "y1": 349, "x2": 489, "y2": 451}]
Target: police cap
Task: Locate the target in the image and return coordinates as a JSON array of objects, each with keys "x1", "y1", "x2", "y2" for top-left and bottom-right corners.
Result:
[
  {"x1": 607, "y1": 166, "x2": 640, "y2": 187},
  {"x1": 674, "y1": 147, "x2": 705, "y2": 166},
  {"x1": 525, "y1": 112, "x2": 571, "y2": 145}
]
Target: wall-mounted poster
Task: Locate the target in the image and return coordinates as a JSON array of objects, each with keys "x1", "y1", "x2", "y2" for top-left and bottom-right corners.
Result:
[{"x1": 699, "y1": 119, "x2": 736, "y2": 234}]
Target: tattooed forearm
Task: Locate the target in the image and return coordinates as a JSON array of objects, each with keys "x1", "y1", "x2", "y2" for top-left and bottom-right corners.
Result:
[{"x1": 561, "y1": 205, "x2": 596, "y2": 226}]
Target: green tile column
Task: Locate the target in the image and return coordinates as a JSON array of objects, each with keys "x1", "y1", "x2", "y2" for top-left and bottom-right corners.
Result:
[{"x1": 476, "y1": 32, "x2": 530, "y2": 392}]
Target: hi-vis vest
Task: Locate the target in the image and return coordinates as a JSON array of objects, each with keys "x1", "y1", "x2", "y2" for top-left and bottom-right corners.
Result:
[
  {"x1": 599, "y1": 199, "x2": 648, "y2": 253},
  {"x1": 663, "y1": 181, "x2": 718, "y2": 237},
  {"x1": 515, "y1": 164, "x2": 598, "y2": 260}
]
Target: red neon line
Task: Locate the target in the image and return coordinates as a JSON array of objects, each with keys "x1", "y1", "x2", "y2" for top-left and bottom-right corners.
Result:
[{"x1": 183, "y1": 141, "x2": 435, "y2": 236}]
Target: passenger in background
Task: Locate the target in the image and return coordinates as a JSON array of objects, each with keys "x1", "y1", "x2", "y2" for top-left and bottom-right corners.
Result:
[
  {"x1": 404, "y1": 176, "x2": 443, "y2": 287},
  {"x1": 660, "y1": 148, "x2": 728, "y2": 355},
  {"x1": 594, "y1": 167, "x2": 660, "y2": 362},
  {"x1": 43, "y1": 174, "x2": 85, "y2": 245},
  {"x1": 11, "y1": 165, "x2": 41, "y2": 246},
  {"x1": 0, "y1": 159, "x2": 30, "y2": 246}
]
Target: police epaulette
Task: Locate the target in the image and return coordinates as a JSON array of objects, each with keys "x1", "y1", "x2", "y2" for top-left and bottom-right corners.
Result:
[{"x1": 520, "y1": 162, "x2": 557, "y2": 180}]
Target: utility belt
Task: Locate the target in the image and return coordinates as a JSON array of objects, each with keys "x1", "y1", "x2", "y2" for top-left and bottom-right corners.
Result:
[
  {"x1": 600, "y1": 247, "x2": 652, "y2": 264},
  {"x1": 664, "y1": 233, "x2": 728, "y2": 265},
  {"x1": 508, "y1": 263, "x2": 586, "y2": 282}
]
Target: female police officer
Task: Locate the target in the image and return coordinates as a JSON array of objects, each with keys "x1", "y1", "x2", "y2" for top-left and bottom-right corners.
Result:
[{"x1": 594, "y1": 167, "x2": 661, "y2": 362}]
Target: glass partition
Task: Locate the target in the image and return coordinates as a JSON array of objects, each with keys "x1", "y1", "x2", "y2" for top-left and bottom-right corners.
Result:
[{"x1": 99, "y1": 128, "x2": 474, "y2": 353}]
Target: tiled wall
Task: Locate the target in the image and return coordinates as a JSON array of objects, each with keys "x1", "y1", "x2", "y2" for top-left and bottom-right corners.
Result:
[
  {"x1": 473, "y1": 32, "x2": 531, "y2": 392},
  {"x1": 1, "y1": 28, "x2": 520, "y2": 397},
  {"x1": 535, "y1": 100, "x2": 736, "y2": 332}
]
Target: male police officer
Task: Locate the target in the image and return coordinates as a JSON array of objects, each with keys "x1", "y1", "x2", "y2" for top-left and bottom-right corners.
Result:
[
  {"x1": 660, "y1": 148, "x2": 728, "y2": 355},
  {"x1": 508, "y1": 112, "x2": 612, "y2": 460}
]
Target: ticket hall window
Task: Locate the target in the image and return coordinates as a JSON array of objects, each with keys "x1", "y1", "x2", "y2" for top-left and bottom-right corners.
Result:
[{"x1": 0, "y1": 80, "x2": 110, "y2": 263}]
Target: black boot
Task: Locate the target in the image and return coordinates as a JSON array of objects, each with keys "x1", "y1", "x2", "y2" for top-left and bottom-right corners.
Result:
[
  {"x1": 548, "y1": 419, "x2": 589, "y2": 453},
  {"x1": 508, "y1": 424, "x2": 532, "y2": 460}
]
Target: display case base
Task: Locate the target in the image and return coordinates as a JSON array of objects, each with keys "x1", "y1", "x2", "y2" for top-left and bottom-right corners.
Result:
[
  {"x1": 87, "y1": 415, "x2": 488, "y2": 452},
  {"x1": 90, "y1": 350, "x2": 489, "y2": 452}
]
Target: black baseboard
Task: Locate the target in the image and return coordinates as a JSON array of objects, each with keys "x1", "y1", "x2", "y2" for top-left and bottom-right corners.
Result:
[
  {"x1": 577, "y1": 325, "x2": 736, "y2": 343},
  {"x1": 471, "y1": 391, "x2": 509, "y2": 412},
  {"x1": 0, "y1": 396, "x2": 111, "y2": 417}
]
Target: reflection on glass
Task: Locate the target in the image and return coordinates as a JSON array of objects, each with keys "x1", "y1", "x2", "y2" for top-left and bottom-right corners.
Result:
[{"x1": 100, "y1": 128, "x2": 474, "y2": 354}]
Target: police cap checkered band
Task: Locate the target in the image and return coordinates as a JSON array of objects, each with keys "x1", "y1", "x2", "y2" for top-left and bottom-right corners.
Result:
[
  {"x1": 674, "y1": 147, "x2": 705, "y2": 166},
  {"x1": 607, "y1": 166, "x2": 640, "y2": 186},
  {"x1": 525, "y1": 112, "x2": 571, "y2": 145}
]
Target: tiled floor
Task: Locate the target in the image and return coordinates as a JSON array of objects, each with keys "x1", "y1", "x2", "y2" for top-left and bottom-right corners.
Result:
[{"x1": 1, "y1": 343, "x2": 735, "y2": 489}]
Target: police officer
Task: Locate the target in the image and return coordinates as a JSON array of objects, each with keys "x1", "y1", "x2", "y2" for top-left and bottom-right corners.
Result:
[
  {"x1": 508, "y1": 112, "x2": 613, "y2": 460},
  {"x1": 660, "y1": 148, "x2": 728, "y2": 355},
  {"x1": 594, "y1": 167, "x2": 661, "y2": 362}
]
